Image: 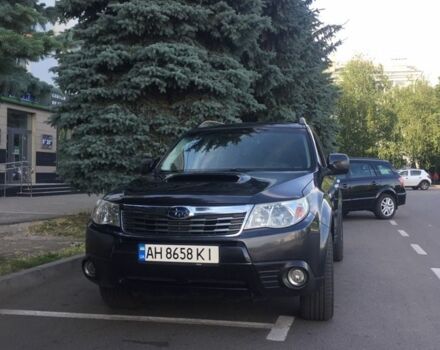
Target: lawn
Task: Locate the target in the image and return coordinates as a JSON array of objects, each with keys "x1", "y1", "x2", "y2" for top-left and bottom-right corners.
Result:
[{"x1": 0, "y1": 213, "x2": 89, "y2": 276}]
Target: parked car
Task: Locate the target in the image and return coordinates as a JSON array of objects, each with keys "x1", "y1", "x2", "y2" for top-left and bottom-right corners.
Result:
[
  {"x1": 83, "y1": 119, "x2": 349, "y2": 321},
  {"x1": 338, "y1": 158, "x2": 406, "y2": 219},
  {"x1": 398, "y1": 169, "x2": 431, "y2": 190}
]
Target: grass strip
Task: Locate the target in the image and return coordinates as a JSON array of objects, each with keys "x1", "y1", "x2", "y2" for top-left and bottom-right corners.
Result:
[
  {"x1": 29, "y1": 213, "x2": 90, "y2": 239},
  {"x1": 0, "y1": 244, "x2": 84, "y2": 276}
]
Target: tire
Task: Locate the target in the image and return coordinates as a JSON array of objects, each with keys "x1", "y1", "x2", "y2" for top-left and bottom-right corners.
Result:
[
  {"x1": 419, "y1": 181, "x2": 430, "y2": 191},
  {"x1": 300, "y1": 236, "x2": 334, "y2": 321},
  {"x1": 333, "y1": 211, "x2": 344, "y2": 262},
  {"x1": 100, "y1": 286, "x2": 137, "y2": 309},
  {"x1": 374, "y1": 193, "x2": 396, "y2": 219}
]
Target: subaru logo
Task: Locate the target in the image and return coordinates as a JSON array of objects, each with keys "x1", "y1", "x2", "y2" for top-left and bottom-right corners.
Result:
[{"x1": 168, "y1": 207, "x2": 191, "y2": 220}]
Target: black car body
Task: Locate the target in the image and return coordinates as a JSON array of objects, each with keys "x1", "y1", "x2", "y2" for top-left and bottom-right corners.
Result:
[
  {"x1": 338, "y1": 158, "x2": 406, "y2": 219},
  {"x1": 84, "y1": 121, "x2": 349, "y2": 321}
]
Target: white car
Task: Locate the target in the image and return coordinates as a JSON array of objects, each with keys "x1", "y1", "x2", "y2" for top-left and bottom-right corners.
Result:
[{"x1": 398, "y1": 169, "x2": 431, "y2": 190}]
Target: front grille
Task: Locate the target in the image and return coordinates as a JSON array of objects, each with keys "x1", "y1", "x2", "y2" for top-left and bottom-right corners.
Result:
[{"x1": 121, "y1": 206, "x2": 247, "y2": 236}]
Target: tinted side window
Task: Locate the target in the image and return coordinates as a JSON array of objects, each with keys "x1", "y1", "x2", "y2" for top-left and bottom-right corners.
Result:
[
  {"x1": 400, "y1": 171, "x2": 408, "y2": 176},
  {"x1": 350, "y1": 162, "x2": 375, "y2": 178},
  {"x1": 410, "y1": 170, "x2": 421, "y2": 176},
  {"x1": 376, "y1": 163, "x2": 394, "y2": 176}
]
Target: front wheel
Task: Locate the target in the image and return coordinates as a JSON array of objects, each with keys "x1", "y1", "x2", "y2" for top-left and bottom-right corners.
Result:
[
  {"x1": 300, "y1": 237, "x2": 334, "y2": 321},
  {"x1": 419, "y1": 181, "x2": 430, "y2": 190},
  {"x1": 374, "y1": 194, "x2": 396, "y2": 219}
]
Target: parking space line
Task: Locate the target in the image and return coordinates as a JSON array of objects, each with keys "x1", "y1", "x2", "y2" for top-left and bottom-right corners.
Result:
[
  {"x1": 431, "y1": 268, "x2": 440, "y2": 280},
  {"x1": 398, "y1": 229, "x2": 409, "y2": 237},
  {"x1": 0, "y1": 309, "x2": 293, "y2": 342},
  {"x1": 389, "y1": 220, "x2": 398, "y2": 226},
  {"x1": 266, "y1": 316, "x2": 295, "y2": 342},
  {"x1": 410, "y1": 244, "x2": 427, "y2": 255}
]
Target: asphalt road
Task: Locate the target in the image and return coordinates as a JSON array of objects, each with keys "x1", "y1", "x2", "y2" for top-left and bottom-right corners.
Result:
[{"x1": 0, "y1": 189, "x2": 439, "y2": 349}]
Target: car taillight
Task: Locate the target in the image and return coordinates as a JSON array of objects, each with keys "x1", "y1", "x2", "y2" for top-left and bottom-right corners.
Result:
[{"x1": 399, "y1": 176, "x2": 405, "y2": 187}]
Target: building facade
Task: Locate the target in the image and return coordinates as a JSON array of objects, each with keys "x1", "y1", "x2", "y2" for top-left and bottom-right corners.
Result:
[
  {"x1": 382, "y1": 60, "x2": 424, "y2": 87},
  {"x1": 329, "y1": 59, "x2": 424, "y2": 87},
  {"x1": 0, "y1": 97, "x2": 58, "y2": 186}
]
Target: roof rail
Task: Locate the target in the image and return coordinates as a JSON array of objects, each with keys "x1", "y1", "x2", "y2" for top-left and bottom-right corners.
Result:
[
  {"x1": 197, "y1": 120, "x2": 224, "y2": 128},
  {"x1": 299, "y1": 117, "x2": 307, "y2": 126}
]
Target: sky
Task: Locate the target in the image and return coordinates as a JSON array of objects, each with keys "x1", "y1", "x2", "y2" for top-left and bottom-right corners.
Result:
[
  {"x1": 314, "y1": 0, "x2": 440, "y2": 84},
  {"x1": 30, "y1": 0, "x2": 56, "y2": 83},
  {"x1": 32, "y1": 0, "x2": 440, "y2": 85}
]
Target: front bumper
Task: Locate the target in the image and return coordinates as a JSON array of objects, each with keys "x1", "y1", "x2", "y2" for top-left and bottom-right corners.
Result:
[
  {"x1": 397, "y1": 192, "x2": 406, "y2": 206},
  {"x1": 84, "y1": 213, "x2": 327, "y2": 297}
]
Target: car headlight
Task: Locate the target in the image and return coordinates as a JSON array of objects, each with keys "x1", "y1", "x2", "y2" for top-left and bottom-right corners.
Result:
[
  {"x1": 91, "y1": 199, "x2": 120, "y2": 226},
  {"x1": 244, "y1": 197, "x2": 309, "y2": 230}
]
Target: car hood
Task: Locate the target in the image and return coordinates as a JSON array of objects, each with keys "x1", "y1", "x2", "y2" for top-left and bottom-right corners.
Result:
[{"x1": 106, "y1": 171, "x2": 315, "y2": 206}]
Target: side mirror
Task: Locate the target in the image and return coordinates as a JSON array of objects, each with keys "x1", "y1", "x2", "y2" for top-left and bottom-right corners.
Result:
[
  {"x1": 327, "y1": 153, "x2": 349, "y2": 175},
  {"x1": 139, "y1": 157, "x2": 160, "y2": 175}
]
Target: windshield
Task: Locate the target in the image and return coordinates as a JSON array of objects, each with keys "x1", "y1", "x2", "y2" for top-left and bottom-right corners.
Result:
[{"x1": 160, "y1": 128, "x2": 314, "y2": 172}]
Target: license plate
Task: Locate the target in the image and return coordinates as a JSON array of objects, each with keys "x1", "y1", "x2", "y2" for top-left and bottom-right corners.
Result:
[{"x1": 138, "y1": 244, "x2": 219, "y2": 264}]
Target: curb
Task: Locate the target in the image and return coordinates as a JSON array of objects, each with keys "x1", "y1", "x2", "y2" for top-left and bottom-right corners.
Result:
[
  {"x1": 0, "y1": 254, "x2": 83, "y2": 299},
  {"x1": 0, "y1": 215, "x2": 69, "y2": 227}
]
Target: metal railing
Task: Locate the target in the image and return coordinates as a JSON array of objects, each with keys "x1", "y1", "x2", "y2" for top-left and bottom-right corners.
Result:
[{"x1": 2, "y1": 161, "x2": 33, "y2": 197}]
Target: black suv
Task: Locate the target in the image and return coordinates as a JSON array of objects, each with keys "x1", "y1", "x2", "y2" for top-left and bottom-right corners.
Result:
[
  {"x1": 83, "y1": 120, "x2": 349, "y2": 321},
  {"x1": 338, "y1": 158, "x2": 406, "y2": 219}
]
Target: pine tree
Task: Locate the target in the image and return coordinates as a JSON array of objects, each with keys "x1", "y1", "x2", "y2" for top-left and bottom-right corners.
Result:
[
  {"x1": 53, "y1": 0, "x2": 269, "y2": 192},
  {"x1": 0, "y1": 0, "x2": 56, "y2": 99},
  {"x1": 245, "y1": 0, "x2": 340, "y2": 152}
]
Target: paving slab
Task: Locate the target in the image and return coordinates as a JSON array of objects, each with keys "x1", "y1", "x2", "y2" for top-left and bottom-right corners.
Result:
[{"x1": 0, "y1": 194, "x2": 99, "y2": 224}]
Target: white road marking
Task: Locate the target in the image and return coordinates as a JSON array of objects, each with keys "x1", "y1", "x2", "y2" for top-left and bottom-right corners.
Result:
[
  {"x1": 431, "y1": 268, "x2": 440, "y2": 280},
  {"x1": 0, "y1": 309, "x2": 293, "y2": 342},
  {"x1": 411, "y1": 244, "x2": 427, "y2": 255},
  {"x1": 266, "y1": 316, "x2": 295, "y2": 342},
  {"x1": 398, "y1": 230, "x2": 409, "y2": 237},
  {"x1": 389, "y1": 220, "x2": 398, "y2": 226}
]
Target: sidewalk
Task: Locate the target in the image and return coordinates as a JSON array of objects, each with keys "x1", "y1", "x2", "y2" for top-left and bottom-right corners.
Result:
[{"x1": 0, "y1": 194, "x2": 99, "y2": 225}]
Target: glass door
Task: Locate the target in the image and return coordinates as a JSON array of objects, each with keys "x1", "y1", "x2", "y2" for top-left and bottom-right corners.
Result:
[{"x1": 6, "y1": 128, "x2": 31, "y2": 183}]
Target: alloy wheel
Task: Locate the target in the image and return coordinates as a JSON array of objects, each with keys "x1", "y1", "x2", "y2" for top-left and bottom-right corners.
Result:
[
  {"x1": 421, "y1": 182, "x2": 429, "y2": 190},
  {"x1": 381, "y1": 197, "x2": 395, "y2": 217}
]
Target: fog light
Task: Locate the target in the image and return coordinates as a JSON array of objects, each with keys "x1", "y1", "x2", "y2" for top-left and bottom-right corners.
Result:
[
  {"x1": 287, "y1": 268, "x2": 307, "y2": 287},
  {"x1": 83, "y1": 260, "x2": 96, "y2": 279}
]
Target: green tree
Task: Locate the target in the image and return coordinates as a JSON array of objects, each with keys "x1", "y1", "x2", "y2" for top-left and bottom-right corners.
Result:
[
  {"x1": 245, "y1": 0, "x2": 340, "y2": 152},
  {"x1": 392, "y1": 81, "x2": 440, "y2": 169},
  {"x1": 336, "y1": 58, "x2": 396, "y2": 157},
  {"x1": 53, "y1": 0, "x2": 340, "y2": 193},
  {"x1": 0, "y1": 0, "x2": 57, "y2": 99},
  {"x1": 53, "y1": 0, "x2": 269, "y2": 192}
]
